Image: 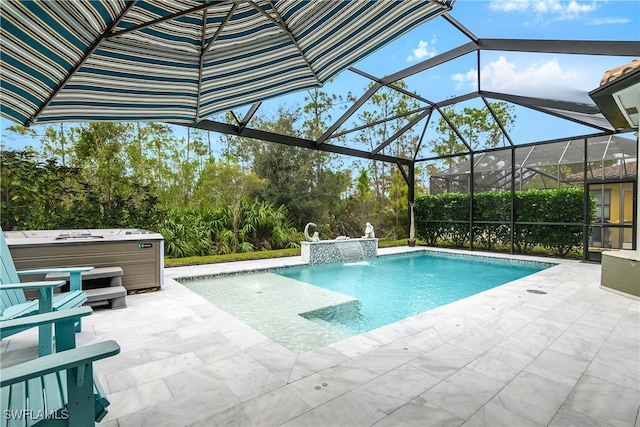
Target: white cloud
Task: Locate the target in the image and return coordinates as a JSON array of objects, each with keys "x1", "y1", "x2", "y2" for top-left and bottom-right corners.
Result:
[
  {"x1": 566, "y1": 0, "x2": 597, "y2": 14},
  {"x1": 490, "y1": 0, "x2": 598, "y2": 20},
  {"x1": 587, "y1": 17, "x2": 631, "y2": 25},
  {"x1": 452, "y1": 69, "x2": 478, "y2": 90},
  {"x1": 531, "y1": 0, "x2": 563, "y2": 14},
  {"x1": 406, "y1": 35, "x2": 437, "y2": 62},
  {"x1": 453, "y1": 56, "x2": 590, "y2": 100},
  {"x1": 490, "y1": 0, "x2": 530, "y2": 12}
]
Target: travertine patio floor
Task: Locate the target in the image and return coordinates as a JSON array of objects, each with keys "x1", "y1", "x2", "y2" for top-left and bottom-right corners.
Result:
[{"x1": 2, "y1": 247, "x2": 638, "y2": 426}]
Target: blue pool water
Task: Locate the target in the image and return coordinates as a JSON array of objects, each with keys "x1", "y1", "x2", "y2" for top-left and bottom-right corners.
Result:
[
  {"x1": 276, "y1": 251, "x2": 551, "y2": 335},
  {"x1": 181, "y1": 251, "x2": 553, "y2": 353}
]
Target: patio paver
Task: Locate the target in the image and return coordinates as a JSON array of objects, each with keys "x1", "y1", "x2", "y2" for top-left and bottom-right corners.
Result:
[{"x1": 2, "y1": 247, "x2": 638, "y2": 426}]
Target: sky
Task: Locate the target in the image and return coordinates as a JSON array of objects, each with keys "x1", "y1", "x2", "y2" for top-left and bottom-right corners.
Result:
[
  {"x1": 330, "y1": 0, "x2": 640, "y2": 157},
  {"x1": 1, "y1": 0, "x2": 639, "y2": 159}
]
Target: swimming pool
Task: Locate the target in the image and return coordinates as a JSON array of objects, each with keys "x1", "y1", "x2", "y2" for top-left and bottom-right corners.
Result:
[
  {"x1": 181, "y1": 251, "x2": 553, "y2": 353},
  {"x1": 280, "y1": 251, "x2": 551, "y2": 334}
]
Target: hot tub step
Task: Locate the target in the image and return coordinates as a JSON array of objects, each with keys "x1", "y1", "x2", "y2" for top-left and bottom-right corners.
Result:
[
  {"x1": 45, "y1": 266, "x2": 124, "y2": 288},
  {"x1": 84, "y1": 286, "x2": 127, "y2": 309}
]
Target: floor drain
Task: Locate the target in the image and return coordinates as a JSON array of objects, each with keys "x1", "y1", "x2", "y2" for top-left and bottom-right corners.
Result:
[{"x1": 527, "y1": 289, "x2": 547, "y2": 294}]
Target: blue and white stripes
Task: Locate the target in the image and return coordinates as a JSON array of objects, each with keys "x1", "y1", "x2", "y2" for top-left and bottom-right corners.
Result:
[{"x1": 1, "y1": 0, "x2": 453, "y2": 126}]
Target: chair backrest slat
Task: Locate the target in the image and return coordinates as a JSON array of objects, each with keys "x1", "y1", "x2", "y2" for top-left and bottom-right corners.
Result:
[{"x1": 0, "y1": 229, "x2": 27, "y2": 315}]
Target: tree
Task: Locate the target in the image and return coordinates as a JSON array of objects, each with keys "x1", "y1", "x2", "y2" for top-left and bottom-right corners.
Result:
[
  {"x1": 129, "y1": 122, "x2": 184, "y2": 204},
  {"x1": 195, "y1": 159, "x2": 266, "y2": 208},
  {"x1": 193, "y1": 159, "x2": 267, "y2": 248},
  {"x1": 252, "y1": 140, "x2": 345, "y2": 230},
  {"x1": 68, "y1": 122, "x2": 131, "y2": 224},
  {"x1": 0, "y1": 149, "x2": 78, "y2": 230},
  {"x1": 3, "y1": 124, "x2": 38, "y2": 142},
  {"x1": 430, "y1": 102, "x2": 516, "y2": 167},
  {"x1": 387, "y1": 167, "x2": 409, "y2": 239},
  {"x1": 222, "y1": 104, "x2": 348, "y2": 233},
  {"x1": 0, "y1": 148, "x2": 160, "y2": 231},
  {"x1": 339, "y1": 167, "x2": 374, "y2": 237},
  {"x1": 4, "y1": 123, "x2": 73, "y2": 165},
  {"x1": 350, "y1": 80, "x2": 422, "y2": 237},
  {"x1": 356, "y1": 167, "x2": 373, "y2": 200},
  {"x1": 302, "y1": 87, "x2": 344, "y2": 141}
]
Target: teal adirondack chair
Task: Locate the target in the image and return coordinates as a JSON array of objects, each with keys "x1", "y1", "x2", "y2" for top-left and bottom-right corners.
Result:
[
  {"x1": 1, "y1": 229, "x2": 92, "y2": 355},
  {"x1": 1, "y1": 307, "x2": 120, "y2": 426}
]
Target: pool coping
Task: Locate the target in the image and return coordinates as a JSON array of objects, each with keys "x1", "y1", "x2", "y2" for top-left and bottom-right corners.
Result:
[{"x1": 167, "y1": 246, "x2": 561, "y2": 282}]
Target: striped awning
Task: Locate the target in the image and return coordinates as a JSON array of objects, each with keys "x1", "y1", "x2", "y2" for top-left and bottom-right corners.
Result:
[{"x1": 1, "y1": 0, "x2": 454, "y2": 126}]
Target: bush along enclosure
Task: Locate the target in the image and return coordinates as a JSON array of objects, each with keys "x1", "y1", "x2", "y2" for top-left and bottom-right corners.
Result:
[{"x1": 414, "y1": 188, "x2": 593, "y2": 256}]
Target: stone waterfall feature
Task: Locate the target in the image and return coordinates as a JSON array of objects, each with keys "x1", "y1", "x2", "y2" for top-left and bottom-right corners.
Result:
[{"x1": 301, "y1": 238, "x2": 378, "y2": 265}]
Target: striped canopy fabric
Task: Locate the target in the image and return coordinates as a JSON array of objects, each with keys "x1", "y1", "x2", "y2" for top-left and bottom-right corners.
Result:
[{"x1": 1, "y1": 0, "x2": 454, "y2": 126}]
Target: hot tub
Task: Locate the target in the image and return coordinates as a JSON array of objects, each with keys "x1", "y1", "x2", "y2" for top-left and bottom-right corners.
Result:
[{"x1": 4, "y1": 229, "x2": 164, "y2": 291}]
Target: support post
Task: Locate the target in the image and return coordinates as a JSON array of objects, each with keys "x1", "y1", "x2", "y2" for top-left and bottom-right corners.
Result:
[
  {"x1": 407, "y1": 162, "x2": 416, "y2": 246},
  {"x1": 510, "y1": 146, "x2": 515, "y2": 254},
  {"x1": 469, "y1": 152, "x2": 475, "y2": 250},
  {"x1": 583, "y1": 137, "x2": 590, "y2": 261},
  {"x1": 635, "y1": 132, "x2": 639, "y2": 250}
]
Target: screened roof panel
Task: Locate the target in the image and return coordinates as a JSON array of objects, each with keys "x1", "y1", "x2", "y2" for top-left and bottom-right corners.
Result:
[
  {"x1": 474, "y1": 152, "x2": 509, "y2": 172},
  {"x1": 433, "y1": 134, "x2": 638, "y2": 182},
  {"x1": 476, "y1": 52, "x2": 622, "y2": 105},
  {"x1": 586, "y1": 134, "x2": 639, "y2": 162},
  {"x1": 535, "y1": 107, "x2": 614, "y2": 132}
]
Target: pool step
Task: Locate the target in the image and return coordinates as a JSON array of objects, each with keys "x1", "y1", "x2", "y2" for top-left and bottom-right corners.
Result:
[{"x1": 181, "y1": 272, "x2": 358, "y2": 353}]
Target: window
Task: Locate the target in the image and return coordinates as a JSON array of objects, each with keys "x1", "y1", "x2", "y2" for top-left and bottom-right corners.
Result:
[{"x1": 591, "y1": 188, "x2": 611, "y2": 221}]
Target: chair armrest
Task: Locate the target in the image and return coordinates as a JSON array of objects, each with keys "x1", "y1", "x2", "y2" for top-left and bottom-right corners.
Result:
[
  {"x1": 17, "y1": 267, "x2": 94, "y2": 276},
  {"x1": 0, "y1": 281, "x2": 70, "y2": 326},
  {"x1": 0, "y1": 340, "x2": 120, "y2": 387},
  {"x1": 0, "y1": 307, "x2": 93, "y2": 334},
  {"x1": 18, "y1": 267, "x2": 94, "y2": 292},
  {"x1": 0, "y1": 280, "x2": 66, "y2": 290}
]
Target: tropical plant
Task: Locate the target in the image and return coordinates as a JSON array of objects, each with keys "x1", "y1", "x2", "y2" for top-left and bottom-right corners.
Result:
[{"x1": 157, "y1": 202, "x2": 301, "y2": 258}]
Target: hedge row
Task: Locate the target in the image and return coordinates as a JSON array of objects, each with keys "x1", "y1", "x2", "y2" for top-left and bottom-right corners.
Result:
[{"x1": 414, "y1": 188, "x2": 593, "y2": 256}]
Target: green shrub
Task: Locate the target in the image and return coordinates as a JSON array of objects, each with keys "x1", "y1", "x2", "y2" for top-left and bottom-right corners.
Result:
[
  {"x1": 414, "y1": 195, "x2": 443, "y2": 245},
  {"x1": 472, "y1": 191, "x2": 511, "y2": 249},
  {"x1": 415, "y1": 187, "x2": 591, "y2": 255},
  {"x1": 414, "y1": 192, "x2": 470, "y2": 246}
]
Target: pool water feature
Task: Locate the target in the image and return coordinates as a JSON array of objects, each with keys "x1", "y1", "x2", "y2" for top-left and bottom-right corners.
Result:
[
  {"x1": 180, "y1": 251, "x2": 552, "y2": 353},
  {"x1": 337, "y1": 240, "x2": 364, "y2": 261}
]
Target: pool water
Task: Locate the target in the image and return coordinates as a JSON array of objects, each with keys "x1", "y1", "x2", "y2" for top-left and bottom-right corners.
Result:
[
  {"x1": 277, "y1": 252, "x2": 551, "y2": 335},
  {"x1": 181, "y1": 251, "x2": 552, "y2": 353}
]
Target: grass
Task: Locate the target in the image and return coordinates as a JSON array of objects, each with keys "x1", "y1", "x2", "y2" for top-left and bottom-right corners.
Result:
[
  {"x1": 164, "y1": 239, "x2": 417, "y2": 267},
  {"x1": 164, "y1": 247, "x2": 300, "y2": 267},
  {"x1": 431, "y1": 240, "x2": 583, "y2": 259},
  {"x1": 164, "y1": 238, "x2": 581, "y2": 267}
]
